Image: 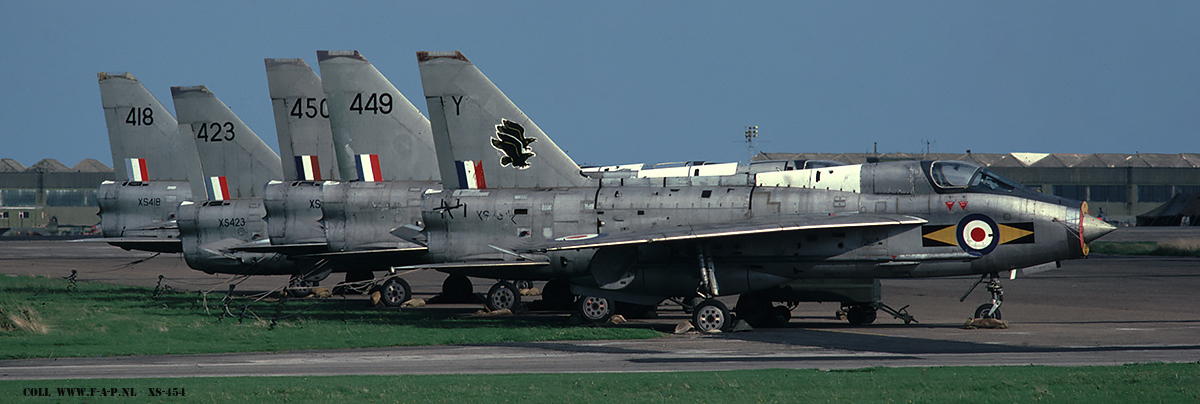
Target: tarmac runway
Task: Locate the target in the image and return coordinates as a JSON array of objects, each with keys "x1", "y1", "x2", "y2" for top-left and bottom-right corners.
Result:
[{"x1": 0, "y1": 229, "x2": 1198, "y2": 379}]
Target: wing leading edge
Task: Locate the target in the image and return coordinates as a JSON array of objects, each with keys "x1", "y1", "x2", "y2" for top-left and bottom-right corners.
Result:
[{"x1": 520, "y1": 213, "x2": 928, "y2": 253}]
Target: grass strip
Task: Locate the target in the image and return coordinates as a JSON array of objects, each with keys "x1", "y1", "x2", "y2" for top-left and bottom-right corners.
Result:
[
  {"x1": 0, "y1": 275, "x2": 658, "y2": 359},
  {"x1": 1091, "y1": 240, "x2": 1200, "y2": 257},
  {"x1": 3, "y1": 364, "x2": 1199, "y2": 403}
]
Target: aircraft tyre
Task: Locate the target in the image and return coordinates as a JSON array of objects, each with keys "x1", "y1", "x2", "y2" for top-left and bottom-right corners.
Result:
[
  {"x1": 512, "y1": 280, "x2": 533, "y2": 290},
  {"x1": 974, "y1": 303, "x2": 1001, "y2": 320},
  {"x1": 541, "y1": 280, "x2": 575, "y2": 310},
  {"x1": 441, "y1": 275, "x2": 474, "y2": 299},
  {"x1": 846, "y1": 305, "x2": 877, "y2": 325},
  {"x1": 692, "y1": 299, "x2": 732, "y2": 333},
  {"x1": 486, "y1": 281, "x2": 520, "y2": 312},
  {"x1": 736, "y1": 294, "x2": 789, "y2": 328},
  {"x1": 577, "y1": 295, "x2": 614, "y2": 324},
  {"x1": 286, "y1": 276, "x2": 317, "y2": 298},
  {"x1": 378, "y1": 277, "x2": 411, "y2": 307}
]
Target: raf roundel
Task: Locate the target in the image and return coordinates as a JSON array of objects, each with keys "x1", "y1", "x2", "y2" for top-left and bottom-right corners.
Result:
[{"x1": 955, "y1": 214, "x2": 999, "y2": 256}]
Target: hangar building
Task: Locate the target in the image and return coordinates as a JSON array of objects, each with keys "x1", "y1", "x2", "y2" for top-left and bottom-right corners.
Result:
[{"x1": 0, "y1": 158, "x2": 114, "y2": 235}]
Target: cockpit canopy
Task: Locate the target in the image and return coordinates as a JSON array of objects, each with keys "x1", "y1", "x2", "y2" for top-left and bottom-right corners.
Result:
[{"x1": 926, "y1": 161, "x2": 1024, "y2": 194}]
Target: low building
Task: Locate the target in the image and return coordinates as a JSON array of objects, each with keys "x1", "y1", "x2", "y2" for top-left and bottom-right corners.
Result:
[{"x1": 0, "y1": 158, "x2": 114, "y2": 235}]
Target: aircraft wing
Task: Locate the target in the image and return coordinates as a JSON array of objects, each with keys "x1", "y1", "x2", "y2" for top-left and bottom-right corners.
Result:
[
  {"x1": 391, "y1": 259, "x2": 550, "y2": 279},
  {"x1": 300, "y1": 247, "x2": 428, "y2": 259},
  {"x1": 71, "y1": 238, "x2": 184, "y2": 253},
  {"x1": 520, "y1": 213, "x2": 927, "y2": 253},
  {"x1": 122, "y1": 221, "x2": 179, "y2": 231},
  {"x1": 229, "y1": 240, "x2": 330, "y2": 255},
  {"x1": 392, "y1": 260, "x2": 549, "y2": 271}
]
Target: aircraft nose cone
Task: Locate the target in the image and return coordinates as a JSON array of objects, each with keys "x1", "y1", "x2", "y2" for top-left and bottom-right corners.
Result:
[{"x1": 1081, "y1": 214, "x2": 1117, "y2": 243}]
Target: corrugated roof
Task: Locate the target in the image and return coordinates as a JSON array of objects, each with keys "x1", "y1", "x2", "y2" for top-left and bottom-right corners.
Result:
[
  {"x1": 71, "y1": 158, "x2": 113, "y2": 172},
  {"x1": 1181, "y1": 154, "x2": 1200, "y2": 168},
  {"x1": 25, "y1": 159, "x2": 69, "y2": 172},
  {"x1": 1010, "y1": 153, "x2": 1048, "y2": 166},
  {"x1": 1029, "y1": 154, "x2": 1065, "y2": 167},
  {"x1": 1136, "y1": 153, "x2": 1191, "y2": 168},
  {"x1": 989, "y1": 154, "x2": 1028, "y2": 167},
  {"x1": 0, "y1": 158, "x2": 26, "y2": 172}
]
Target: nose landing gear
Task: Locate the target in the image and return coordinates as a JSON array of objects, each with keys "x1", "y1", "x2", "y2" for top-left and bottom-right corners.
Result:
[{"x1": 961, "y1": 272, "x2": 1004, "y2": 319}]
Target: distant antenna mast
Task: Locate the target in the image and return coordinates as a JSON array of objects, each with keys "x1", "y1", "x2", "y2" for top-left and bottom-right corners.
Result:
[{"x1": 745, "y1": 125, "x2": 758, "y2": 162}]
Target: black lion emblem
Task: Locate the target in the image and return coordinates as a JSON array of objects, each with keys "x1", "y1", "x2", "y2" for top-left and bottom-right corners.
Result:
[{"x1": 491, "y1": 119, "x2": 536, "y2": 169}]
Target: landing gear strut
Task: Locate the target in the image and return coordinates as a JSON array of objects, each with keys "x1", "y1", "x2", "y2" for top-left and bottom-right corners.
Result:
[
  {"x1": 688, "y1": 245, "x2": 733, "y2": 332},
  {"x1": 961, "y1": 272, "x2": 1004, "y2": 319}
]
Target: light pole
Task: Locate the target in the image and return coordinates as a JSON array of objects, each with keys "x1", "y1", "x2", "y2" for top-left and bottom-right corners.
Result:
[{"x1": 745, "y1": 125, "x2": 758, "y2": 162}]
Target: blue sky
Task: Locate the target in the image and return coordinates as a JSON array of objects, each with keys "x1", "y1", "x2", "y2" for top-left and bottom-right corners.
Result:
[{"x1": 2, "y1": 1, "x2": 1199, "y2": 168}]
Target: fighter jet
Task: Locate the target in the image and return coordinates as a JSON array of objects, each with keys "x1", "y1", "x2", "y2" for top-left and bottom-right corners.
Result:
[
  {"x1": 236, "y1": 50, "x2": 441, "y2": 305},
  {"x1": 170, "y1": 84, "x2": 297, "y2": 276},
  {"x1": 414, "y1": 51, "x2": 1117, "y2": 332},
  {"x1": 228, "y1": 58, "x2": 344, "y2": 291},
  {"x1": 281, "y1": 50, "x2": 442, "y2": 305},
  {"x1": 94, "y1": 72, "x2": 202, "y2": 253},
  {"x1": 259, "y1": 57, "x2": 340, "y2": 256}
]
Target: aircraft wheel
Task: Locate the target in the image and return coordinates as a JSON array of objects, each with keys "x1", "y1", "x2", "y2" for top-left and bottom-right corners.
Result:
[
  {"x1": 737, "y1": 295, "x2": 790, "y2": 328},
  {"x1": 378, "y1": 277, "x2": 411, "y2": 308},
  {"x1": 736, "y1": 294, "x2": 769, "y2": 328},
  {"x1": 441, "y1": 275, "x2": 474, "y2": 298},
  {"x1": 578, "y1": 295, "x2": 614, "y2": 324},
  {"x1": 541, "y1": 280, "x2": 574, "y2": 310},
  {"x1": 287, "y1": 276, "x2": 317, "y2": 298},
  {"x1": 512, "y1": 280, "x2": 534, "y2": 290},
  {"x1": 486, "y1": 281, "x2": 520, "y2": 312},
  {"x1": 692, "y1": 299, "x2": 732, "y2": 333},
  {"x1": 845, "y1": 305, "x2": 877, "y2": 325},
  {"x1": 974, "y1": 303, "x2": 1002, "y2": 320},
  {"x1": 771, "y1": 305, "x2": 793, "y2": 326}
]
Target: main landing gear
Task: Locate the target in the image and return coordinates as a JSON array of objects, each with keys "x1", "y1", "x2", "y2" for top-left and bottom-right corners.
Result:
[
  {"x1": 486, "y1": 281, "x2": 520, "y2": 311},
  {"x1": 376, "y1": 275, "x2": 412, "y2": 307},
  {"x1": 835, "y1": 302, "x2": 916, "y2": 325},
  {"x1": 961, "y1": 272, "x2": 1004, "y2": 319},
  {"x1": 578, "y1": 295, "x2": 615, "y2": 323},
  {"x1": 735, "y1": 294, "x2": 792, "y2": 328},
  {"x1": 692, "y1": 299, "x2": 732, "y2": 332},
  {"x1": 438, "y1": 274, "x2": 476, "y2": 303},
  {"x1": 687, "y1": 246, "x2": 733, "y2": 333}
]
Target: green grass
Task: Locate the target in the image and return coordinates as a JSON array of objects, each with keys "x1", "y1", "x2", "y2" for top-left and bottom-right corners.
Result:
[
  {"x1": 0, "y1": 275, "x2": 659, "y2": 359},
  {"x1": 1091, "y1": 241, "x2": 1200, "y2": 257},
  {"x1": 3, "y1": 364, "x2": 1198, "y2": 403}
]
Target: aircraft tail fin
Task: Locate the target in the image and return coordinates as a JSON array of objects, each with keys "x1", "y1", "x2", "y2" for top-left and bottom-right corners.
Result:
[
  {"x1": 265, "y1": 58, "x2": 339, "y2": 181},
  {"x1": 97, "y1": 72, "x2": 202, "y2": 184},
  {"x1": 317, "y1": 50, "x2": 439, "y2": 182},
  {"x1": 417, "y1": 51, "x2": 588, "y2": 189},
  {"x1": 171, "y1": 85, "x2": 283, "y2": 200}
]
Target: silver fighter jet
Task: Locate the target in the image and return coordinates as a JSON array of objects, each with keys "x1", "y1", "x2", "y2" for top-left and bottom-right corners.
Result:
[{"x1": 414, "y1": 51, "x2": 1116, "y2": 332}]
